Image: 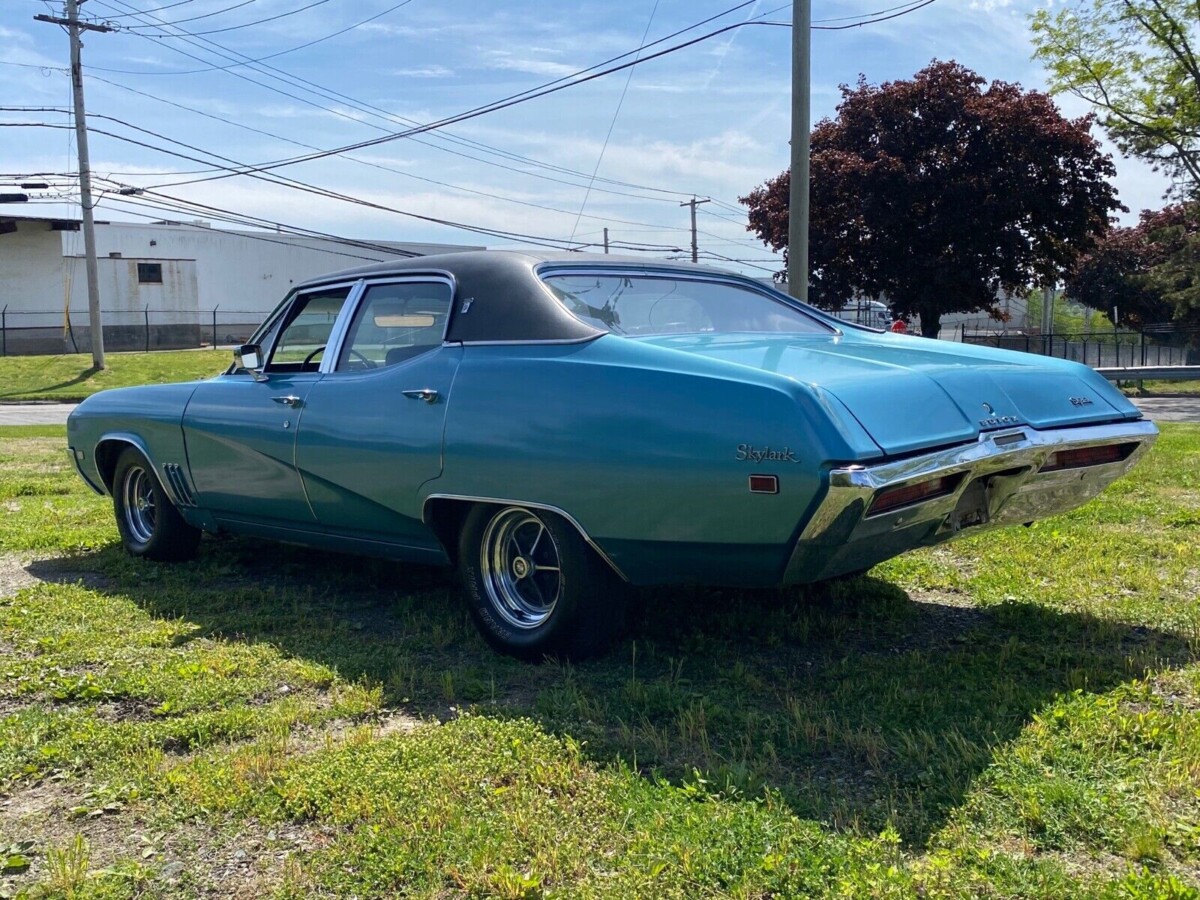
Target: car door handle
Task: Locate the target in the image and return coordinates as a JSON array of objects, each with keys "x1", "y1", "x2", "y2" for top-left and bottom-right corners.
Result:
[
  {"x1": 402, "y1": 388, "x2": 439, "y2": 404},
  {"x1": 272, "y1": 395, "x2": 303, "y2": 408}
]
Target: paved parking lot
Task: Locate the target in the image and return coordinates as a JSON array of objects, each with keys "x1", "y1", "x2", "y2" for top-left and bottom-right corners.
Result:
[{"x1": 0, "y1": 396, "x2": 1198, "y2": 427}]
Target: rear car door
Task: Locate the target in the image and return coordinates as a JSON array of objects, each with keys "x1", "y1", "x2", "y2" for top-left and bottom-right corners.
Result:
[
  {"x1": 183, "y1": 281, "x2": 359, "y2": 526},
  {"x1": 295, "y1": 278, "x2": 460, "y2": 547}
]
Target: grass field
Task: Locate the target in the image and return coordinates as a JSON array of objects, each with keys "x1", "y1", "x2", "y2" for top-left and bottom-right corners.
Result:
[
  {"x1": 0, "y1": 352, "x2": 227, "y2": 403},
  {"x1": 0, "y1": 424, "x2": 1197, "y2": 898}
]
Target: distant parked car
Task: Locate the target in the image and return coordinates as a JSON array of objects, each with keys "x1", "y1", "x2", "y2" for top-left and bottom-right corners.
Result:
[{"x1": 67, "y1": 252, "x2": 1157, "y2": 658}]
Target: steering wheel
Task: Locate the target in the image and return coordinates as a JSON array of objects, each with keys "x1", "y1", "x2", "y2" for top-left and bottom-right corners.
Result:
[
  {"x1": 302, "y1": 345, "x2": 326, "y2": 366},
  {"x1": 347, "y1": 349, "x2": 376, "y2": 369}
]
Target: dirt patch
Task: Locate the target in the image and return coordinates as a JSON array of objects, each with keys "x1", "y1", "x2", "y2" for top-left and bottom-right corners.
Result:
[
  {"x1": 0, "y1": 554, "x2": 38, "y2": 601},
  {"x1": 0, "y1": 776, "x2": 326, "y2": 899}
]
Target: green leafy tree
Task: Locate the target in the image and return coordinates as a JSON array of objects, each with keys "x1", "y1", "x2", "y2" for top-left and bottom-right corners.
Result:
[
  {"x1": 741, "y1": 61, "x2": 1121, "y2": 337},
  {"x1": 1066, "y1": 202, "x2": 1200, "y2": 337},
  {"x1": 1031, "y1": 0, "x2": 1200, "y2": 197}
]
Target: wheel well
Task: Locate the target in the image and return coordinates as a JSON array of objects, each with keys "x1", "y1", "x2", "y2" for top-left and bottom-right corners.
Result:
[
  {"x1": 422, "y1": 498, "x2": 475, "y2": 566},
  {"x1": 94, "y1": 439, "x2": 140, "y2": 493},
  {"x1": 423, "y1": 497, "x2": 627, "y2": 581}
]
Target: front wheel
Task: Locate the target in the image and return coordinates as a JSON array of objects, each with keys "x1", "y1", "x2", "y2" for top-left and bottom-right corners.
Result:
[
  {"x1": 458, "y1": 504, "x2": 625, "y2": 660},
  {"x1": 112, "y1": 448, "x2": 201, "y2": 562}
]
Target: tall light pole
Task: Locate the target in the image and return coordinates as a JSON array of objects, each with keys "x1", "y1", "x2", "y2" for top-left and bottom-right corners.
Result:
[
  {"x1": 35, "y1": 0, "x2": 111, "y2": 369},
  {"x1": 787, "y1": 0, "x2": 811, "y2": 303}
]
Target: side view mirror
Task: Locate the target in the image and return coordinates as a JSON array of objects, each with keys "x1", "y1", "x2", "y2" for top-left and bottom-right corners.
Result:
[{"x1": 234, "y1": 343, "x2": 268, "y2": 381}]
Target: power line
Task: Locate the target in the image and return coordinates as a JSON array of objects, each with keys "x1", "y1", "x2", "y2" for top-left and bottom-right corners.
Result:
[
  {"x1": 127, "y1": 0, "x2": 339, "y2": 36},
  {"x1": 90, "y1": 0, "x2": 747, "y2": 206},
  {"x1": 569, "y1": 0, "x2": 661, "y2": 241},
  {"x1": 111, "y1": 19, "x2": 795, "y2": 183},
  {"x1": 57, "y1": 115, "x2": 690, "y2": 251},
  {"x1": 121, "y1": 0, "x2": 257, "y2": 29},
  {"x1": 84, "y1": 80, "x2": 702, "y2": 236}
]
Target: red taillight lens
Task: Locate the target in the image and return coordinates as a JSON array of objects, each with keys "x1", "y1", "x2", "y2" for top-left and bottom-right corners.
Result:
[
  {"x1": 868, "y1": 474, "x2": 961, "y2": 517},
  {"x1": 1040, "y1": 443, "x2": 1133, "y2": 473}
]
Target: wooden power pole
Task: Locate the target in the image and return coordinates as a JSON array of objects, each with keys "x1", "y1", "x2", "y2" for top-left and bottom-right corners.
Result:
[
  {"x1": 35, "y1": 1, "x2": 112, "y2": 369},
  {"x1": 680, "y1": 197, "x2": 710, "y2": 263},
  {"x1": 787, "y1": 0, "x2": 811, "y2": 302}
]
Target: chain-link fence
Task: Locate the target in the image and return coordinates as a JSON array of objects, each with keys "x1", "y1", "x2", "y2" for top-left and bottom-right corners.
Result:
[
  {"x1": 0, "y1": 307, "x2": 266, "y2": 356},
  {"x1": 960, "y1": 327, "x2": 1198, "y2": 368}
]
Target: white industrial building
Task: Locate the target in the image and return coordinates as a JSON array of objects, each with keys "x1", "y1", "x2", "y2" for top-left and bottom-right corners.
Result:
[{"x1": 0, "y1": 214, "x2": 481, "y2": 355}]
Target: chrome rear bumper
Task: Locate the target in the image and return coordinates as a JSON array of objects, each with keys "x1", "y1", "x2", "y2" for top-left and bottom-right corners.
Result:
[{"x1": 785, "y1": 419, "x2": 1159, "y2": 584}]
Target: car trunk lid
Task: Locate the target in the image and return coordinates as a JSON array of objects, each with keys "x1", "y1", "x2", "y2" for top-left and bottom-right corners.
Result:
[{"x1": 635, "y1": 333, "x2": 1137, "y2": 456}]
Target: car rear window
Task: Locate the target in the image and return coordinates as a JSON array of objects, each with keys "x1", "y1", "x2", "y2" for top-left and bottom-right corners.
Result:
[{"x1": 540, "y1": 272, "x2": 831, "y2": 337}]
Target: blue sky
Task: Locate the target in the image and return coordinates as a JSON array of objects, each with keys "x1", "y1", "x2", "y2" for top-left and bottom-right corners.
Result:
[{"x1": 1, "y1": 0, "x2": 1172, "y2": 276}]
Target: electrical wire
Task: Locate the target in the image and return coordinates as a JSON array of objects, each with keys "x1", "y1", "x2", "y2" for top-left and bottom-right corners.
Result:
[
  {"x1": 568, "y1": 0, "x2": 660, "y2": 242},
  {"x1": 128, "y1": 0, "x2": 339, "y2": 36},
  {"x1": 89, "y1": 0, "x2": 748, "y2": 205}
]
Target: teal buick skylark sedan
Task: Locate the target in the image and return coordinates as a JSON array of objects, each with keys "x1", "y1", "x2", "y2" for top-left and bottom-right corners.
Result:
[{"x1": 67, "y1": 251, "x2": 1157, "y2": 658}]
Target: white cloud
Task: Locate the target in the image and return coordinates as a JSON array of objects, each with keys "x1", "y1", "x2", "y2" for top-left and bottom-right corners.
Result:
[
  {"x1": 483, "y1": 51, "x2": 578, "y2": 79},
  {"x1": 391, "y1": 65, "x2": 453, "y2": 78}
]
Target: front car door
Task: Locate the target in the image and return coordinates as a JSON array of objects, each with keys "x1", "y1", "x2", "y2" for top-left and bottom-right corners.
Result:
[
  {"x1": 183, "y1": 281, "x2": 359, "y2": 527},
  {"x1": 295, "y1": 278, "x2": 459, "y2": 548}
]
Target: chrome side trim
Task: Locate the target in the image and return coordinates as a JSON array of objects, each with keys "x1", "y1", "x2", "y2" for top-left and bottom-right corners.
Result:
[
  {"x1": 788, "y1": 419, "x2": 1158, "y2": 583},
  {"x1": 422, "y1": 493, "x2": 629, "y2": 582},
  {"x1": 162, "y1": 463, "x2": 197, "y2": 508}
]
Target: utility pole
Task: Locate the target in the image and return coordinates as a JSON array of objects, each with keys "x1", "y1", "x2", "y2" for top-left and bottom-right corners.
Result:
[
  {"x1": 35, "y1": 1, "x2": 111, "y2": 369},
  {"x1": 680, "y1": 196, "x2": 710, "y2": 263},
  {"x1": 603, "y1": 227, "x2": 609, "y2": 254},
  {"x1": 787, "y1": 0, "x2": 811, "y2": 302}
]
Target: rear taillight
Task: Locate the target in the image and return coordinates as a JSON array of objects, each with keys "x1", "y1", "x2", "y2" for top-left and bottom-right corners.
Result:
[
  {"x1": 1040, "y1": 443, "x2": 1135, "y2": 473},
  {"x1": 868, "y1": 474, "x2": 962, "y2": 517}
]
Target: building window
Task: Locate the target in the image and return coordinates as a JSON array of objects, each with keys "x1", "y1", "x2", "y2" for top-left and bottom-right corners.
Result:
[{"x1": 137, "y1": 263, "x2": 163, "y2": 284}]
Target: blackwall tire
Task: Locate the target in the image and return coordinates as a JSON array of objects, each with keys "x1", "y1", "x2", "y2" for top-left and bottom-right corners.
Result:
[
  {"x1": 458, "y1": 504, "x2": 625, "y2": 661},
  {"x1": 112, "y1": 448, "x2": 201, "y2": 562}
]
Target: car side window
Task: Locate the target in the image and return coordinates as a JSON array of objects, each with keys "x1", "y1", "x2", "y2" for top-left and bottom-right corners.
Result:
[
  {"x1": 335, "y1": 281, "x2": 451, "y2": 371},
  {"x1": 265, "y1": 286, "x2": 354, "y2": 373}
]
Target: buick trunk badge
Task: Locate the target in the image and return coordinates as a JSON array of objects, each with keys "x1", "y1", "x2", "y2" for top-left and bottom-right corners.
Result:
[{"x1": 979, "y1": 402, "x2": 1019, "y2": 428}]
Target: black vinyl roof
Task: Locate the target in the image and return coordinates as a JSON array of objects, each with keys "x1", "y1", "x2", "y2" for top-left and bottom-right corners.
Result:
[{"x1": 293, "y1": 249, "x2": 745, "y2": 344}]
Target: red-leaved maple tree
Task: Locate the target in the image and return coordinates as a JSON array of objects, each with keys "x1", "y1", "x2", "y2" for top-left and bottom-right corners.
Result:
[
  {"x1": 741, "y1": 61, "x2": 1121, "y2": 337},
  {"x1": 1066, "y1": 202, "x2": 1200, "y2": 336}
]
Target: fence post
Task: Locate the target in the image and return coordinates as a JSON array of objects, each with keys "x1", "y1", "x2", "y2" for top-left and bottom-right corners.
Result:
[
  {"x1": 212, "y1": 305, "x2": 219, "y2": 348},
  {"x1": 145, "y1": 305, "x2": 150, "y2": 353},
  {"x1": 1, "y1": 305, "x2": 6, "y2": 358}
]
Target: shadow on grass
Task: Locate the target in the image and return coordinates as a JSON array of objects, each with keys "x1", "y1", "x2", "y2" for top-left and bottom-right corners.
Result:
[
  {"x1": 0, "y1": 366, "x2": 99, "y2": 400},
  {"x1": 26, "y1": 536, "x2": 1197, "y2": 847}
]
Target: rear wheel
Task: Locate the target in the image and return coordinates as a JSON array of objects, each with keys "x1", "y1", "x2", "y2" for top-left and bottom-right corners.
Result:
[
  {"x1": 458, "y1": 504, "x2": 625, "y2": 660},
  {"x1": 112, "y1": 448, "x2": 200, "y2": 562}
]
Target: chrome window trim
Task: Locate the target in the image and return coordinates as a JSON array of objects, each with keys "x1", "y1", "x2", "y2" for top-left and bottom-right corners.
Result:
[
  {"x1": 315, "y1": 279, "x2": 367, "y2": 374},
  {"x1": 422, "y1": 493, "x2": 629, "y2": 582},
  {"x1": 253, "y1": 278, "x2": 364, "y2": 374},
  {"x1": 326, "y1": 274, "x2": 457, "y2": 373},
  {"x1": 449, "y1": 335, "x2": 602, "y2": 348},
  {"x1": 535, "y1": 264, "x2": 838, "y2": 336}
]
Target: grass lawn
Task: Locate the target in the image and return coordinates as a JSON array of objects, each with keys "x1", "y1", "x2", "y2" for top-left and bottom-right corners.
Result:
[
  {"x1": 1123, "y1": 380, "x2": 1200, "y2": 396},
  {"x1": 0, "y1": 424, "x2": 1197, "y2": 898},
  {"x1": 0, "y1": 351, "x2": 228, "y2": 403}
]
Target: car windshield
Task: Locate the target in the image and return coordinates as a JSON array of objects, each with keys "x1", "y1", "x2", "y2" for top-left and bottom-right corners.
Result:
[{"x1": 540, "y1": 272, "x2": 831, "y2": 337}]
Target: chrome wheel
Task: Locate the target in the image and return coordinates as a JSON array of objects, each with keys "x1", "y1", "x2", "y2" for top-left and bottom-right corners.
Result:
[
  {"x1": 121, "y1": 464, "x2": 157, "y2": 545},
  {"x1": 479, "y1": 507, "x2": 562, "y2": 630}
]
